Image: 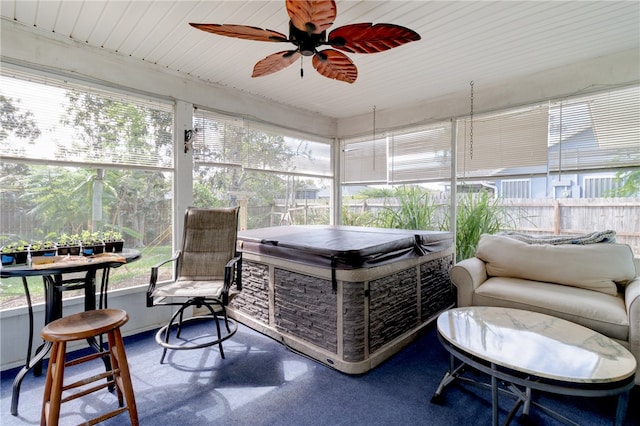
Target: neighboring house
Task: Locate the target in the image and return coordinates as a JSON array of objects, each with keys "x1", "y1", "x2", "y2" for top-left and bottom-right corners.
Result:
[{"x1": 497, "y1": 127, "x2": 632, "y2": 199}]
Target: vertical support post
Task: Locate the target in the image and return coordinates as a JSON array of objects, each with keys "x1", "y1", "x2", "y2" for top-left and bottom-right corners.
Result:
[
  {"x1": 174, "y1": 100, "x2": 194, "y2": 251},
  {"x1": 553, "y1": 199, "x2": 560, "y2": 235},
  {"x1": 450, "y1": 118, "x2": 458, "y2": 263}
]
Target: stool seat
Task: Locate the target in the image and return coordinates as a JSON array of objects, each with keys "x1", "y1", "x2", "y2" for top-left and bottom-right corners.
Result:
[
  {"x1": 41, "y1": 309, "x2": 129, "y2": 342},
  {"x1": 40, "y1": 309, "x2": 138, "y2": 426}
]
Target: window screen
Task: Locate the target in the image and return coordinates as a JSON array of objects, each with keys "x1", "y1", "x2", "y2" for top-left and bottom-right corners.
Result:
[
  {"x1": 457, "y1": 104, "x2": 549, "y2": 180},
  {"x1": 549, "y1": 85, "x2": 640, "y2": 173},
  {"x1": 193, "y1": 108, "x2": 332, "y2": 177}
]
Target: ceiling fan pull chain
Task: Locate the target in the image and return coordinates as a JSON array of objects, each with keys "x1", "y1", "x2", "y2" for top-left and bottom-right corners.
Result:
[{"x1": 300, "y1": 56, "x2": 304, "y2": 79}]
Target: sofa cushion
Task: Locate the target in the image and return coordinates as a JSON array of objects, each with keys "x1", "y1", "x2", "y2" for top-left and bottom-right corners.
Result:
[
  {"x1": 475, "y1": 234, "x2": 636, "y2": 296},
  {"x1": 473, "y1": 277, "x2": 629, "y2": 340}
]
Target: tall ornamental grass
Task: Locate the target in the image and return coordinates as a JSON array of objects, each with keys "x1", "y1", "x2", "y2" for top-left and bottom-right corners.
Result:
[{"x1": 368, "y1": 186, "x2": 520, "y2": 261}]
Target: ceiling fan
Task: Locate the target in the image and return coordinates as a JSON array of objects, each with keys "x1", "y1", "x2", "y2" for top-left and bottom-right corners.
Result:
[{"x1": 190, "y1": 0, "x2": 421, "y2": 84}]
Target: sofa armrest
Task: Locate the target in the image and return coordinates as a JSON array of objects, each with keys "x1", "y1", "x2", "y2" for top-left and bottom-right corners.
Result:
[
  {"x1": 450, "y1": 257, "x2": 488, "y2": 307},
  {"x1": 625, "y1": 276, "x2": 640, "y2": 384}
]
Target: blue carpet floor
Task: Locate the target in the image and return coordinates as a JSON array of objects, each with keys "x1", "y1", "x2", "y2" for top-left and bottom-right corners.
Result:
[{"x1": 1, "y1": 321, "x2": 638, "y2": 425}]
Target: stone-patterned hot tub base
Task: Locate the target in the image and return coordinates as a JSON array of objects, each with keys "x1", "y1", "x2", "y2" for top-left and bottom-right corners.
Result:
[{"x1": 229, "y1": 226, "x2": 454, "y2": 374}]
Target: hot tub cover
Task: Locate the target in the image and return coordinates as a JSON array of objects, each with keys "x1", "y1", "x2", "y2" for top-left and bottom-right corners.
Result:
[{"x1": 238, "y1": 225, "x2": 453, "y2": 270}]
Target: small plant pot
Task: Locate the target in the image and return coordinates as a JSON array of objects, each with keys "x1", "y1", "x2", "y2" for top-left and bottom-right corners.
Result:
[
  {"x1": 1, "y1": 254, "x2": 15, "y2": 266},
  {"x1": 82, "y1": 244, "x2": 105, "y2": 256},
  {"x1": 31, "y1": 249, "x2": 56, "y2": 257},
  {"x1": 113, "y1": 241, "x2": 124, "y2": 252},
  {"x1": 59, "y1": 245, "x2": 81, "y2": 256},
  {"x1": 3, "y1": 251, "x2": 29, "y2": 265}
]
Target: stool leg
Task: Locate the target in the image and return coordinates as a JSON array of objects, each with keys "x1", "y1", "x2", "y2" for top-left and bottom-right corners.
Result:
[
  {"x1": 108, "y1": 328, "x2": 139, "y2": 426},
  {"x1": 41, "y1": 341, "x2": 66, "y2": 426}
]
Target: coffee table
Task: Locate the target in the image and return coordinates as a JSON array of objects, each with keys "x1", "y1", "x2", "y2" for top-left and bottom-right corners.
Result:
[{"x1": 432, "y1": 307, "x2": 636, "y2": 426}]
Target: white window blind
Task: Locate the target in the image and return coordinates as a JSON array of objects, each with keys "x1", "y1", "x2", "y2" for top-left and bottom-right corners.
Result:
[
  {"x1": 549, "y1": 85, "x2": 640, "y2": 172},
  {"x1": 193, "y1": 108, "x2": 332, "y2": 177},
  {"x1": 457, "y1": 104, "x2": 549, "y2": 179},
  {"x1": 0, "y1": 70, "x2": 174, "y2": 169},
  {"x1": 341, "y1": 134, "x2": 388, "y2": 184},
  {"x1": 389, "y1": 122, "x2": 452, "y2": 183},
  {"x1": 341, "y1": 121, "x2": 452, "y2": 185}
]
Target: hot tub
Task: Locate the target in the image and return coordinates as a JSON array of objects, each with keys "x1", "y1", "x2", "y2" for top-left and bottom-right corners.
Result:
[{"x1": 228, "y1": 225, "x2": 455, "y2": 374}]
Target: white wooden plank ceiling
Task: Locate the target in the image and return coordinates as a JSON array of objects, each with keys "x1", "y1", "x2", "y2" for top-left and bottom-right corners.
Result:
[{"x1": 1, "y1": 0, "x2": 639, "y2": 119}]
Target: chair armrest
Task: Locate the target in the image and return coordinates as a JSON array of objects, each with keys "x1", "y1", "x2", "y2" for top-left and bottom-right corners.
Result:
[
  {"x1": 450, "y1": 257, "x2": 488, "y2": 307},
  {"x1": 222, "y1": 253, "x2": 243, "y2": 305},
  {"x1": 625, "y1": 276, "x2": 640, "y2": 382},
  {"x1": 147, "y1": 250, "x2": 180, "y2": 307}
]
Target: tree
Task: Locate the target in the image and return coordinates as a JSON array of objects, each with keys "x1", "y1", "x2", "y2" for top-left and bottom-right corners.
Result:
[
  {"x1": 0, "y1": 96, "x2": 41, "y2": 242},
  {"x1": 613, "y1": 171, "x2": 640, "y2": 197},
  {"x1": 192, "y1": 117, "x2": 313, "y2": 226},
  {"x1": 0, "y1": 95, "x2": 41, "y2": 143},
  {"x1": 56, "y1": 91, "x2": 173, "y2": 246}
]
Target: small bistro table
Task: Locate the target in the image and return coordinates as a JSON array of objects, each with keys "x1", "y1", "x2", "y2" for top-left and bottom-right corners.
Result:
[
  {"x1": 0, "y1": 249, "x2": 141, "y2": 416},
  {"x1": 432, "y1": 306, "x2": 636, "y2": 426}
]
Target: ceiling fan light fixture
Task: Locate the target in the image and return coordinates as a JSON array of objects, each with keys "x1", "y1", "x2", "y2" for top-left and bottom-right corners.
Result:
[{"x1": 190, "y1": 0, "x2": 420, "y2": 83}]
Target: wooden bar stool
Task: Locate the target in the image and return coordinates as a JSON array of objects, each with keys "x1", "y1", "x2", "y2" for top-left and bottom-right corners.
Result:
[{"x1": 40, "y1": 309, "x2": 139, "y2": 426}]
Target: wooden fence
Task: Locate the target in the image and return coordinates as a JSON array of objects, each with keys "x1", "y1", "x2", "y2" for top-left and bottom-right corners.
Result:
[{"x1": 267, "y1": 197, "x2": 640, "y2": 256}]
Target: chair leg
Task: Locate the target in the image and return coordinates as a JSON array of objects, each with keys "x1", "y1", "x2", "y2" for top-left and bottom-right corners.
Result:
[
  {"x1": 41, "y1": 341, "x2": 66, "y2": 426},
  {"x1": 221, "y1": 307, "x2": 232, "y2": 333},
  {"x1": 109, "y1": 328, "x2": 139, "y2": 426},
  {"x1": 176, "y1": 308, "x2": 185, "y2": 339},
  {"x1": 106, "y1": 331, "x2": 125, "y2": 406},
  {"x1": 160, "y1": 305, "x2": 188, "y2": 363},
  {"x1": 204, "y1": 304, "x2": 225, "y2": 359}
]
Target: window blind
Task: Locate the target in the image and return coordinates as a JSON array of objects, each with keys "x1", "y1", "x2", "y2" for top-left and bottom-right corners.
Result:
[
  {"x1": 341, "y1": 134, "x2": 388, "y2": 184},
  {"x1": 0, "y1": 70, "x2": 174, "y2": 169},
  {"x1": 549, "y1": 85, "x2": 640, "y2": 172},
  {"x1": 193, "y1": 108, "x2": 332, "y2": 177},
  {"x1": 389, "y1": 122, "x2": 452, "y2": 183},
  {"x1": 341, "y1": 121, "x2": 452, "y2": 185},
  {"x1": 456, "y1": 104, "x2": 549, "y2": 180}
]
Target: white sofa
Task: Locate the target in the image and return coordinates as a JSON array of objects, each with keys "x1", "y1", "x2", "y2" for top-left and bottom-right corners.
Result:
[{"x1": 450, "y1": 234, "x2": 640, "y2": 385}]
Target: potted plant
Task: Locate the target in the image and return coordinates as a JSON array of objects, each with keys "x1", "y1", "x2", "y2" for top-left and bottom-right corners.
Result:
[
  {"x1": 80, "y1": 230, "x2": 104, "y2": 256},
  {"x1": 57, "y1": 233, "x2": 81, "y2": 256},
  {"x1": 102, "y1": 230, "x2": 124, "y2": 253},
  {"x1": 1, "y1": 240, "x2": 29, "y2": 265},
  {"x1": 30, "y1": 240, "x2": 57, "y2": 257}
]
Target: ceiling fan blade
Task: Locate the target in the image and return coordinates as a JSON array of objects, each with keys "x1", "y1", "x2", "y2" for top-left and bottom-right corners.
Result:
[
  {"x1": 190, "y1": 23, "x2": 288, "y2": 42},
  {"x1": 312, "y1": 49, "x2": 357, "y2": 84},
  {"x1": 252, "y1": 50, "x2": 302, "y2": 77},
  {"x1": 286, "y1": 0, "x2": 336, "y2": 34},
  {"x1": 328, "y1": 23, "x2": 421, "y2": 54}
]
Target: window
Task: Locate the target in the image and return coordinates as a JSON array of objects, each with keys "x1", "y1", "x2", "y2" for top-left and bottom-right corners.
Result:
[
  {"x1": 457, "y1": 104, "x2": 549, "y2": 180},
  {"x1": 501, "y1": 179, "x2": 531, "y2": 198},
  {"x1": 339, "y1": 85, "x2": 639, "y2": 256},
  {"x1": 341, "y1": 120, "x2": 452, "y2": 185},
  {"x1": 192, "y1": 108, "x2": 333, "y2": 229},
  {"x1": 0, "y1": 69, "x2": 174, "y2": 310},
  {"x1": 549, "y1": 86, "x2": 640, "y2": 173},
  {"x1": 583, "y1": 176, "x2": 622, "y2": 198}
]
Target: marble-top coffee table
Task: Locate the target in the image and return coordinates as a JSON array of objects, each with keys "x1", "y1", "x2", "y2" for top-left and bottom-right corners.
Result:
[{"x1": 432, "y1": 307, "x2": 636, "y2": 426}]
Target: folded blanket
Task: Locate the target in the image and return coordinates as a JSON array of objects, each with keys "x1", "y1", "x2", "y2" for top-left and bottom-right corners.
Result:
[{"x1": 498, "y1": 230, "x2": 616, "y2": 245}]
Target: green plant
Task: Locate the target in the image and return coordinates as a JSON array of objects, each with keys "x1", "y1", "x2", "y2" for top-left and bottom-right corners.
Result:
[
  {"x1": 341, "y1": 205, "x2": 376, "y2": 227},
  {"x1": 58, "y1": 233, "x2": 80, "y2": 246},
  {"x1": 443, "y1": 191, "x2": 518, "y2": 261},
  {"x1": 80, "y1": 230, "x2": 101, "y2": 245},
  {"x1": 1, "y1": 240, "x2": 29, "y2": 252},
  {"x1": 102, "y1": 230, "x2": 123, "y2": 241},
  {"x1": 30, "y1": 240, "x2": 55, "y2": 251},
  {"x1": 375, "y1": 186, "x2": 444, "y2": 230}
]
